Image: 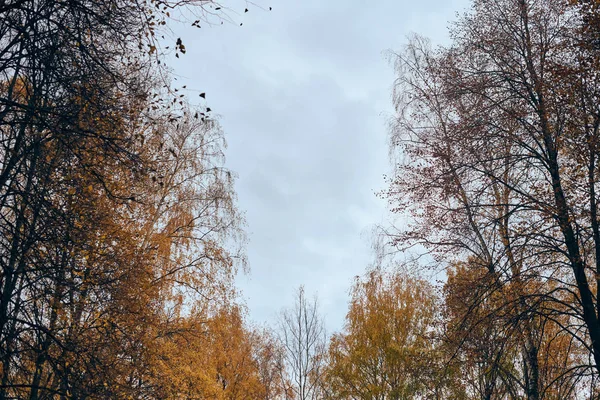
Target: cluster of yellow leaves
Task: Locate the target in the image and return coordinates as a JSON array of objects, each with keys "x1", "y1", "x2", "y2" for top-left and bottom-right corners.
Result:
[
  {"x1": 323, "y1": 268, "x2": 438, "y2": 399},
  {"x1": 149, "y1": 306, "x2": 285, "y2": 400}
]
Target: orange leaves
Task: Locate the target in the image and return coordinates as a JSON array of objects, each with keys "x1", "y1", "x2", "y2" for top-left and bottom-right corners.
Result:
[
  {"x1": 148, "y1": 306, "x2": 280, "y2": 400},
  {"x1": 0, "y1": 0, "x2": 248, "y2": 398}
]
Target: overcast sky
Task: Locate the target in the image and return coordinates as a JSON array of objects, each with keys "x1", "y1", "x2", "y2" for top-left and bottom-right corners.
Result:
[{"x1": 169, "y1": 0, "x2": 471, "y2": 333}]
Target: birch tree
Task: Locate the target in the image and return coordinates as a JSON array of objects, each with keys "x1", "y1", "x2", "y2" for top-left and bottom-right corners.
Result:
[{"x1": 279, "y1": 286, "x2": 327, "y2": 400}]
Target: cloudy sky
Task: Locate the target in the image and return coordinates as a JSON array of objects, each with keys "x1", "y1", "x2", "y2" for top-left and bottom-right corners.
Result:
[{"x1": 169, "y1": 0, "x2": 471, "y2": 333}]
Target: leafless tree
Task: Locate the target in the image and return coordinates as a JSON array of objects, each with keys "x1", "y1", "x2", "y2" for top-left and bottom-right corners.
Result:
[{"x1": 278, "y1": 285, "x2": 327, "y2": 400}]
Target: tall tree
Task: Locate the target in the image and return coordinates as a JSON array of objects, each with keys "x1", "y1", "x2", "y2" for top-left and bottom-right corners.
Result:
[
  {"x1": 387, "y1": 0, "x2": 600, "y2": 385},
  {"x1": 278, "y1": 286, "x2": 327, "y2": 400},
  {"x1": 0, "y1": 1, "x2": 250, "y2": 398}
]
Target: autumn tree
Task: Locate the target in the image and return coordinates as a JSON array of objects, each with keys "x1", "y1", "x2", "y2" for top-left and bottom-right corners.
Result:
[
  {"x1": 0, "y1": 0, "x2": 254, "y2": 398},
  {"x1": 254, "y1": 327, "x2": 288, "y2": 400},
  {"x1": 278, "y1": 285, "x2": 327, "y2": 400},
  {"x1": 0, "y1": 93, "x2": 245, "y2": 398},
  {"x1": 148, "y1": 304, "x2": 285, "y2": 400},
  {"x1": 387, "y1": 0, "x2": 600, "y2": 392},
  {"x1": 442, "y1": 260, "x2": 589, "y2": 399},
  {"x1": 322, "y1": 268, "x2": 444, "y2": 400}
]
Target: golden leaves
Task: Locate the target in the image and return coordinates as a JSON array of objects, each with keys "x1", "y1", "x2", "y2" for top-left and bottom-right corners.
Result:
[{"x1": 324, "y1": 268, "x2": 437, "y2": 399}]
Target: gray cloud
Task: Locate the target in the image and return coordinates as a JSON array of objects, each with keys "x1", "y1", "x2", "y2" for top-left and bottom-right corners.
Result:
[{"x1": 169, "y1": 0, "x2": 471, "y2": 332}]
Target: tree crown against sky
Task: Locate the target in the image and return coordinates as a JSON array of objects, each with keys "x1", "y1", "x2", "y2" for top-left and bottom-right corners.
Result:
[
  {"x1": 5, "y1": 0, "x2": 600, "y2": 398},
  {"x1": 0, "y1": 1, "x2": 252, "y2": 398},
  {"x1": 384, "y1": 0, "x2": 600, "y2": 396}
]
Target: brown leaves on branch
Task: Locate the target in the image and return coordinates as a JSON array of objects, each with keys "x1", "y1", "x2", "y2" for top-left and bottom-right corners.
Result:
[{"x1": 383, "y1": 0, "x2": 600, "y2": 397}]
